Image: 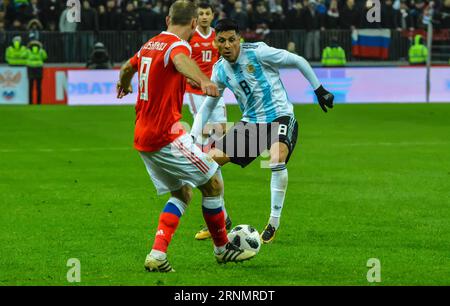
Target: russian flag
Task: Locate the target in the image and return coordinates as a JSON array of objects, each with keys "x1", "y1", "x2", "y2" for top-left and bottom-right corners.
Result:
[{"x1": 352, "y1": 29, "x2": 391, "y2": 60}]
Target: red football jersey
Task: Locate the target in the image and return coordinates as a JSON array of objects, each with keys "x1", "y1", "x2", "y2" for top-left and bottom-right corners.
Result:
[
  {"x1": 185, "y1": 27, "x2": 219, "y2": 95},
  {"x1": 129, "y1": 31, "x2": 192, "y2": 152}
]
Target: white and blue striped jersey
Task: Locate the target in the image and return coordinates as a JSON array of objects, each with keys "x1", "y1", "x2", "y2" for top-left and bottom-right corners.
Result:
[
  {"x1": 212, "y1": 42, "x2": 296, "y2": 123},
  {"x1": 191, "y1": 42, "x2": 321, "y2": 138}
]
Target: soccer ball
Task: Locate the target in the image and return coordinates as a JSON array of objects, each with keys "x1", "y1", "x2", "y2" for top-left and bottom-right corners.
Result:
[{"x1": 227, "y1": 224, "x2": 261, "y2": 254}]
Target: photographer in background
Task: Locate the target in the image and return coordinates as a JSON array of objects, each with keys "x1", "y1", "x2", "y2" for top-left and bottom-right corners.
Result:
[
  {"x1": 26, "y1": 33, "x2": 47, "y2": 104},
  {"x1": 86, "y1": 42, "x2": 113, "y2": 69}
]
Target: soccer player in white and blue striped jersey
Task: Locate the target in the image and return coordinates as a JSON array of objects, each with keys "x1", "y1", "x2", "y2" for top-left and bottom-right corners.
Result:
[{"x1": 191, "y1": 19, "x2": 334, "y2": 243}]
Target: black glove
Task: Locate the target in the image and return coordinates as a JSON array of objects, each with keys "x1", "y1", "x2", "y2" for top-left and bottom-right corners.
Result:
[{"x1": 314, "y1": 85, "x2": 334, "y2": 113}]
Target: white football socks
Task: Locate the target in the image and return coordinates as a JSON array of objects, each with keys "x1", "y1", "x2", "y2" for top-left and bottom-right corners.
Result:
[{"x1": 269, "y1": 163, "x2": 288, "y2": 230}]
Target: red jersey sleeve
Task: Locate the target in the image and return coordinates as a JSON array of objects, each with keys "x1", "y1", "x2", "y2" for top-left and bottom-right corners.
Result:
[
  {"x1": 164, "y1": 41, "x2": 192, "y2": 67},
  {"x1": 170, "y1": 45, "x2": 191, "y2": 60}
]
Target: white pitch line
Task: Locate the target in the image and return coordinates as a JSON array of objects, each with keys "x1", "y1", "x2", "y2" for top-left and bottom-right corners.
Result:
[
  {"x1": 0, "y1": 142, "x2": 448, "y2": 153},
  {"x1": 330, "y1": 142, "x2": 450, "y2": 147},
  {"x1": 0, "y1": 147, "x2": 132, "y2": 153}
]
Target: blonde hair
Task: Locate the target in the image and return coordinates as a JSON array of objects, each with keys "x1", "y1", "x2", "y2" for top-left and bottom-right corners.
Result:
[{"x1": 169, "y1": 0, "x2": 198, "y2": 26}]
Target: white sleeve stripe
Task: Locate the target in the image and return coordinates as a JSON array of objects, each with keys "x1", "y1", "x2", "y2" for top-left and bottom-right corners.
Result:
[{"x1": 163, "y1": 41, "x2": 192, "y2": 67}]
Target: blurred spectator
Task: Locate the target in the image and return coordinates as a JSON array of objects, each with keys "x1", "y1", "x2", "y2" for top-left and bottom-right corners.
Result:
[
  {"x1": 10, "y1": 19, "x2": 25, "y2": 31},
  {"x1": 40, "y1": 0, "x2": 61, "y2": 31},
  {"x1": 79, "y1": 1, "x2": 98, "y2": 62},
  {"x1": 270, "y1": 5, "x2": 285, "y2": 29},
  {"x1": 91, "y1": 1, "x2": 107, "y2": 9},
  {"x1": 301, "y1": 0, "x2": 322, "y2": 60},
  {"x1": 254, "y1": 1, "x2": 271, "y2": 27},
  {"x1": 26, "y1": 32, "x2": 47, "y2": 104},
  {"x1": 437, "y1": 0, "x2": 450, "y2": 28},
  {"x1": 222, "y1": 0, "x2": 237, "y2": 17},
  {"x1": 26, "y1": 0, "x2": 41, "y2": 20},
  {"x1": 285, "y1": 1, "x2": 303, "y2": 29},
  {"x1": 398, "y1": 0, "x2": 414, "y2": 30},
  {"x1": 230, "y1": 1, "x2": 249, "y2": 30},
  {"x1": 410, "y1": 0, "x2": 426, "y2": 29},
  {"x1": 269, "y1": 0, "x2": 285, "y2": 14},
  {"x1": 0, "y1": 0, "x2": 443, "y2": 36},
  {"x1": 6, "y1": 2, "x2": 32, "y2": 29},
  {"x1": 5, "y1": 35, "x2": 28, "y2": 65},
  {"x1": 287, "y1": 41, "x2": 298, "y2": 54},
  {"x1": 99, "y1": 0, "x2": 120, "y2": 31},
  {"x1": 253, "y1": 1, "x2": 272, "y2": 40},
  {"x1": 120, "y1": 2, "x2": 140, "y2": 31},
  {"x1": 0, "y1": 21, "x2": 4, "y2": 62},
  {"x1": 153, "y1": 0, "x2": 164, "y2": 14},
  {"x1": 27, "y1": 18, "x2": 43, "y2": 40},
  {"x1": 382, "y1": 0, "x2": 401, "y2": 29},
  {"x1": 340, "y1": 0, "x2": 360, "y2": 30},
  {"x1": 80, "y1": 0, "x2": 99, "y2": 31},
  {"x1": 59, "y1": 3, "x2": 77, "y2": 62},
  {"x1": 321, "y1": 36, "x2": 346, "y2": 66},
  {"x1": 59, "y1": 4, "x2": 77, "y2": 32},
  {"x1": 245, "y1": 2, "x2": 255, "y2": 30},
  {"x1": 408, "y1": 34, "x2": 427, "y2": 64},
  {"x1": 324, "y1": 0, "x2": 340, "y2": 29},
  {"x1": 86, "y1": 41, "x2": 113, "y2": 69},
  {"x1": 138, "y1": 1, "x2": 160, "y2": 30}
]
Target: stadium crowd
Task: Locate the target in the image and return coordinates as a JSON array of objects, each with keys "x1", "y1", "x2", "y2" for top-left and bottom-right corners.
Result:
[{"x1": 0, "y1": 0, "x2": 449, "y2": 33}]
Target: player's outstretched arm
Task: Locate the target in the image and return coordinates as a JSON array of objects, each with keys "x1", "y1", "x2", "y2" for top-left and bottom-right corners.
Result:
[
  {"x1": 284, "y1": 53, "x2": 334, "y2": 113},
  {"x1": 191, "y1": 95, "x2": 221, "y2": 141},
  {"x1": 117, "y1": 59, "x2": 136, "y2": 99},
  {"x1": 258, "y1": 43, "x2": 334, "y2": 112},
  {"x1": 172, "y1": 53, "x2": 219, "y2": 97}
]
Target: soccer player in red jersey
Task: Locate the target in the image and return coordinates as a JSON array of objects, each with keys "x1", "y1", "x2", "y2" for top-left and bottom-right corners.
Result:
[
  {"x1": 185, "y1": 2, "x2": 233, "y2": 241},
  {"x1": 116, "y1": 1, "x2": 256, "y2": 272},
  {"x1": 184, "y1": 2, "x2": 227, "y2": 134}
]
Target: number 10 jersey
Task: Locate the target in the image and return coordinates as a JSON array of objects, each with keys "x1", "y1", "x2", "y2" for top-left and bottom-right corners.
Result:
[{"x1": 185, "y1": 27, "x2": 219, "y2": 95}]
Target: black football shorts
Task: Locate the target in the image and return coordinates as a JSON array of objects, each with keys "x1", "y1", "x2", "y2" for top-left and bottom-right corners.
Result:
[{"x1": 213, "y1": 116, "x2": 299, "y2": 168}]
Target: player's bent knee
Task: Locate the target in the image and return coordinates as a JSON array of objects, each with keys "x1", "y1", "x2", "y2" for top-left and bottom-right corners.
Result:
[
  {"x1": 270, "y1": 142, "x2": 290, "y2": 164},
  {"x1": 171, "y1": 186, "x2": 193, "y2": 205},
  {"x1": 198, "y1": 173, "x2": 223, "y2": 197}
]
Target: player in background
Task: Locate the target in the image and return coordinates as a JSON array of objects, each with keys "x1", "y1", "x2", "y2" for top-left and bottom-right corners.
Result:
[
  {"x1": 116, "y1": 2, "x2": 256, "y2": 272},
  {"x1": 184, "y1": 2, "x2": 232, "y2": 241},
  {"x1": 191, "y1": 19, "x2": 334, "y2": 244}
]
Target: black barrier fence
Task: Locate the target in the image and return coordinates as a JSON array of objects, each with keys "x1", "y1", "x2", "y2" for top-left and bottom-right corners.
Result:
[{"x1": 0, "y1": 29, "x2": 449, "y2": 64}]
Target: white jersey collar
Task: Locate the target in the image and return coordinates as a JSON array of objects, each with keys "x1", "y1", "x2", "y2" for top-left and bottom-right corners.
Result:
[{"x1": 195, "y1": 27, "x2": 213, "y2": 39}]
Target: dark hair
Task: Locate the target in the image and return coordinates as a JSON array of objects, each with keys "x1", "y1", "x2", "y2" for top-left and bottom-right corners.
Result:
[
  {"x1": 198, "y1": 2, "x2": 213, "y2": 11},
  {"x1": 214, "y1": 18, "x2": 239, "y2": 34},
  {"x1": 168, "y1": 0, "x2": 198, "y2": 26}
]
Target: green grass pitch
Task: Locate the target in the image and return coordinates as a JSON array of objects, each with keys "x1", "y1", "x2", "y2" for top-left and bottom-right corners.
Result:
[{"x1": 0, "y1": 103, "x2": 449, "y2": 286}]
